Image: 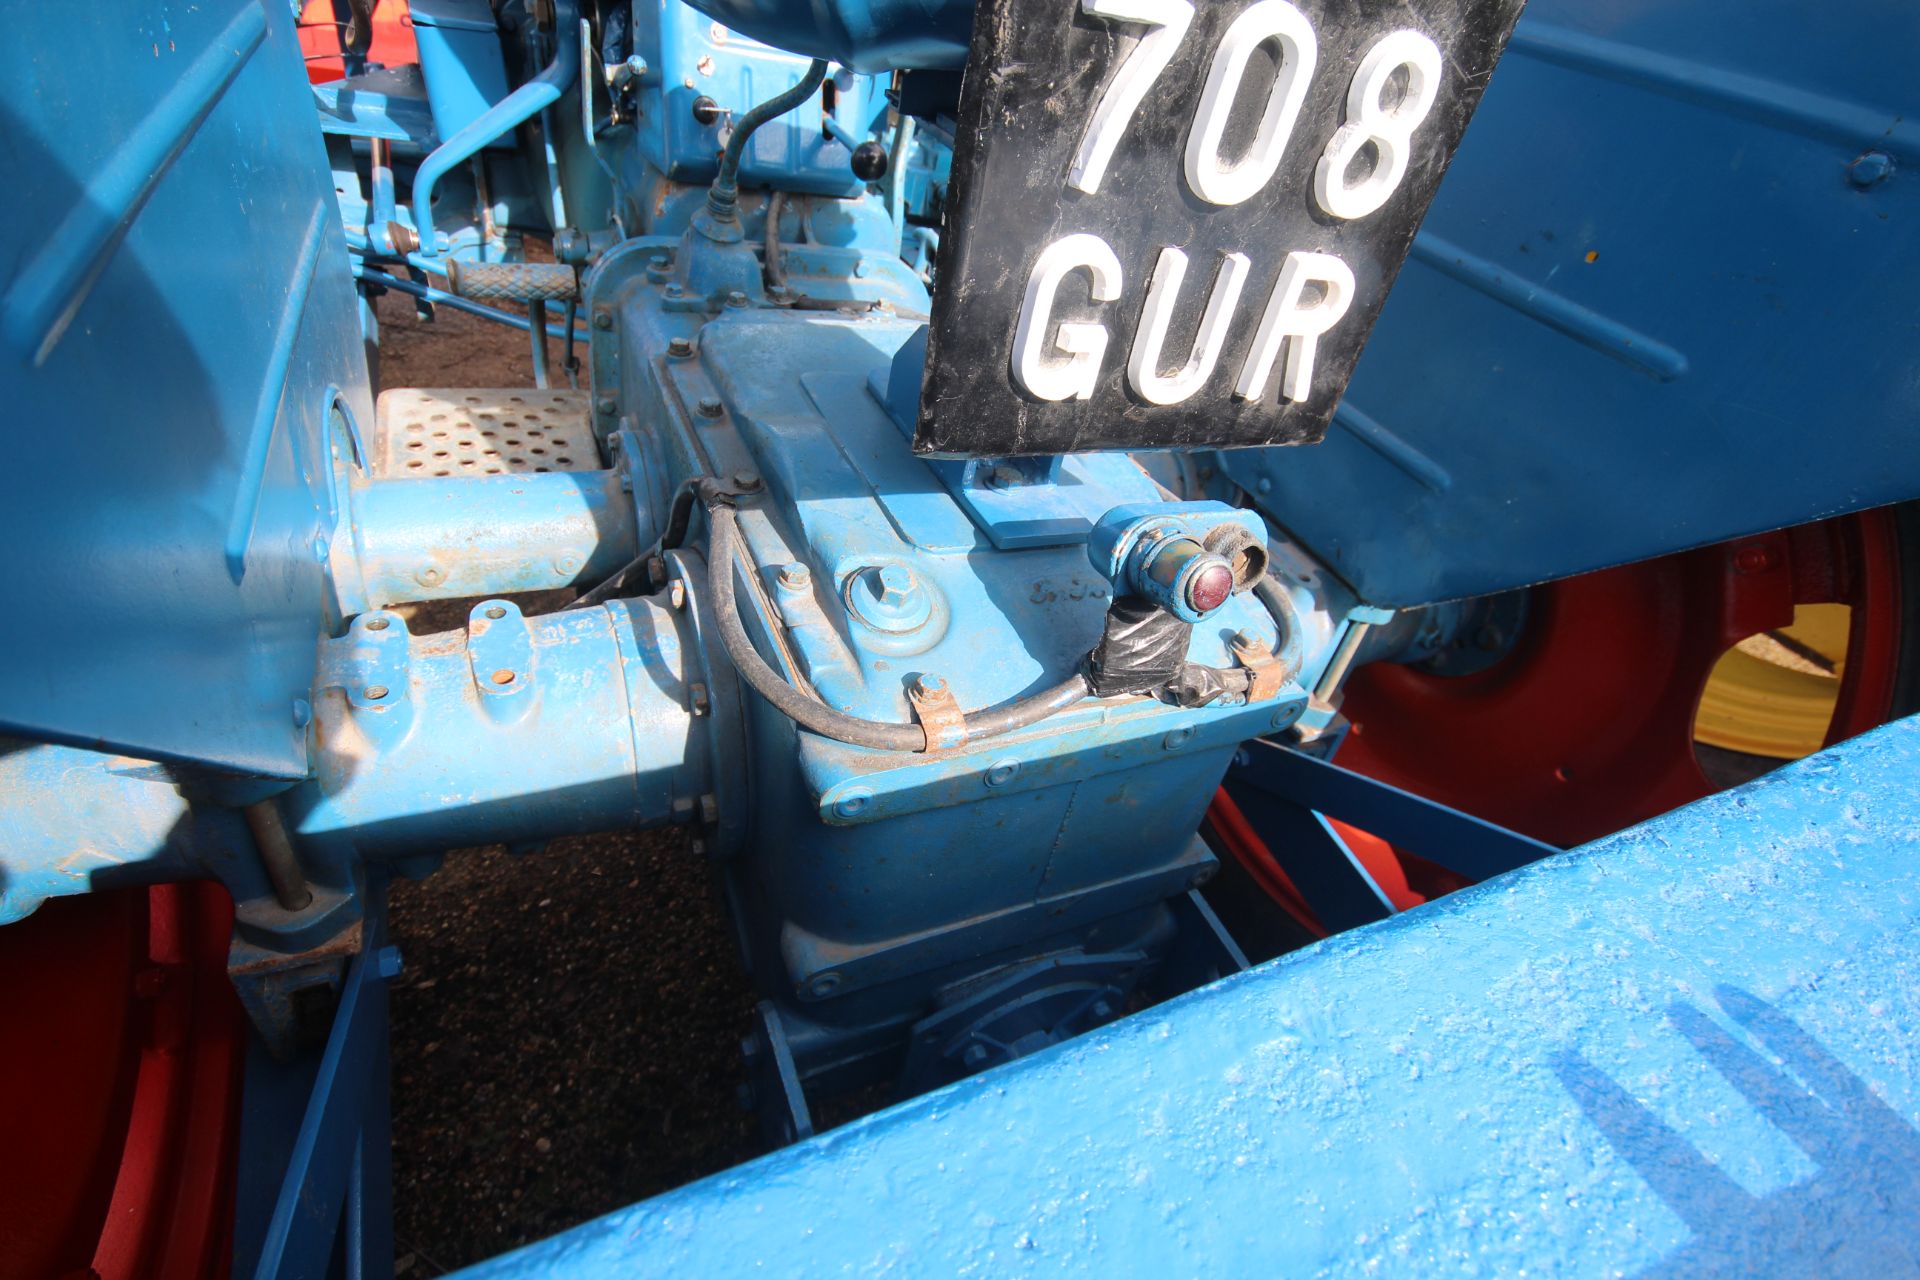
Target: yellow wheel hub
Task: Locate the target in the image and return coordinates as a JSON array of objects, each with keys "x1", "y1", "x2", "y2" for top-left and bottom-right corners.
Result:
[{"x1": 1694, "y1": 603, "x2": 1851, "y2": 760}]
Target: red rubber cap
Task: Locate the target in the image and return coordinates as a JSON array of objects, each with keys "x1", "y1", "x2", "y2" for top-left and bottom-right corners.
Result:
[{"x1": 1187, "y1": 561, "x2": 1235, "y2": 614}]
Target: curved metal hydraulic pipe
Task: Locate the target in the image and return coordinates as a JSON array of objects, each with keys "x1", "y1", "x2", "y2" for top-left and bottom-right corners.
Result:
[
  {"x1": 411, "y1": 5, "x2": 582, "y2": 254},
  {"x1": 886, "y1": 112, "x2": 915, "y2": 249}
]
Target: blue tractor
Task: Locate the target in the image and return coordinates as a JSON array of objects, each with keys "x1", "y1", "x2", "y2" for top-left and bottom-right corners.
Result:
[{"x1": 2, "y1": 0, "x2": 1918, "y2": 1273}]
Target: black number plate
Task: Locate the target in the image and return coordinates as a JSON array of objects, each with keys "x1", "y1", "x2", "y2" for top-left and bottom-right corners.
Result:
[{"x1": 914, "y1": 0, "x2": 1526, "y2": 455}]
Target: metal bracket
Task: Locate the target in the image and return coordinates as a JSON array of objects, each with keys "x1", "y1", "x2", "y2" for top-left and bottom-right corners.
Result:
[
  {"x1": 1229, "y1": 738, "x2": 1560, "y2": 883},
  {"x1": 228, "y1": 920, "x2": 366, "y2": 1062},
  {"x1": 1229, "y1": 631, "x2": 1289, "y2": 702},
  {"x1": 907, "y1": 674, "x2": 966, "y2": 752},
  {"x1": 742, "y1": 1001, "x2": 814, "y2": 1148}
]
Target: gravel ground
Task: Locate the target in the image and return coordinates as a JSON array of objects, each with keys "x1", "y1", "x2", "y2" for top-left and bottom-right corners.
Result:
[{"x1": 370, "y1": 285, "x2": 764, "y2": 1275}]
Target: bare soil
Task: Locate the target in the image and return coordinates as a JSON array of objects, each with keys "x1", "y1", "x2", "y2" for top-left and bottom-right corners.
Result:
[{"x1": 371, "y1": 286, "x2": 763, "y2": 1275}]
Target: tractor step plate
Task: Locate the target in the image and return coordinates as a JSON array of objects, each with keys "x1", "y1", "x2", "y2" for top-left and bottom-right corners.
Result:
[{"x1": 372, "y1": 388, "x2": 596, "y2": 478}]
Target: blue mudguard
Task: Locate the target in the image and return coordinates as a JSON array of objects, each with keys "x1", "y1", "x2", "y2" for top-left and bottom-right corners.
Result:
[
  {"x1": 459, "y1": 712, "x2": 1920, "y2": 1276},
  {"x1": 1232, "y1": 0, "x2": 1920, "y2": 606}
]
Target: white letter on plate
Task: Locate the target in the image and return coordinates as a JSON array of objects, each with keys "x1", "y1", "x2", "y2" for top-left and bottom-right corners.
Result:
[
  {"x1": 1128, "y1": 247, "x2": 1252, "y2": 405},
  {"x1": 1012, "y1": 233, "x2": 1125, "y2": 402},
  {"x1": 1235, "y1": 250, "x2": 1356, "y2": 404},
  {"x1": 1069, "y1": 0, "x2": 1195, "y2": 195},
  {"x1": 1184, "y1": 0, "x2": 1318, "y2": 207}
]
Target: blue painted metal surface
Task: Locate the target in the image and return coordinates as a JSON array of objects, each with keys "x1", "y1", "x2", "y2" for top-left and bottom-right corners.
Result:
[
  {"x1": 569, "y1": 188, "x2": 1331, "y2": 1106},
  {"x1": 411, "y1": 1, "x2": 580, "y2": 251},
  {"x1": 313, "y1": 66, "x2": 441, "y2": 149},
  {"x1": 14, "y1": 5, "x2": 1920, "y2": 1275},
  {"x1": 0, "y1": 742, "x2": 230, "y2": 925},
  {"x1": 348, "y1": 469, "x2": 640, "y2": 607},
  {"x1": 409, "y1": 0, "x2": 513, "y2": 144},
  {"x1": 0, "y1": 0, "x2": 373, "y2": 775},
  {"x1": 1219, "y1": 737, "x2": 1564, "y2": 932},
  {"x1": 289, "y1": 595, "x2": 711, "y2": 855},
  {"x1": 459, "y1": 713, "x2": 1920, "y2": 1276},
  {"x1": 679, "y1": 0, "x2": 976, "y2": 71},
  {"x1": 1230, "y1": 739, "x2": 1562, "y2": 879},
  {"x1": 617, "y1": 5, "x2": 894, "y2": 207},
  {"x1": 0, "y1": 585, "x2": 709, "y2": 926},
  {"x1": 1229, "y1": 0, "x2": 1920, "y2": 606}
]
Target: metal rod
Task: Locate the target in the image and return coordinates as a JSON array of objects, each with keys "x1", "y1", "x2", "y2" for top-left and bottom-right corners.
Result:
[
  {"x1": 529, "y1": 299, "x2": 551, "y2": 389},
  {"x1": 243, "y1": 799, "x2": 314, "y2": 912},
  {"x1": 356, "y1": 268, "x2": 590, "y2": 341},
  {"x1": 887, "y1": 113, "x2": 916, "y2": 252},
  {"x1": 1312, "y1": 619, "x2": 1373, "y2": 703},
  {"x1": 411, "y1": 1, "x2": 581, "y2": 253},
  {"x1": 368, "y1": 137, "x2": 396, "y2": 232},
  {"x1": 763, "y1": 191, "x2": 789, "y2": 290},
  {"x1": 561, "y1": 298, "x2": 580, "y2": 388}
]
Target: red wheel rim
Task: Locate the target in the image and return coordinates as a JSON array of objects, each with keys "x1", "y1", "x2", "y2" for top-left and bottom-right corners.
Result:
[
  {"x1": 0, "y1": 882, "x2": 246, "y2": 1280},
  {"x1": 1209, "y1": 509, "x2": 1907, "y2": 922},
  {"x1": 1337, "y1": 510, "x2": 1906, "y2": 849}
]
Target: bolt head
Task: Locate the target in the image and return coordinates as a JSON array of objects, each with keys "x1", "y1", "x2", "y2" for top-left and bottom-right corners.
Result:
[
  {"x1": 1850, "y1": 151, "x2": 1894, "y2": 188},
  {"x1": 593, "y1": 309, "x2": 613, "y2": 329},
  {"x1": 915, "y1": 672, "x2": 948, "y2": 695},
  {"x1": 876, "y1": 564, "x2": 913, "y2": 605},
  {"x1": 961, "y1": 1043, "x2": 990, "y2": 1068},
  {"x1": 778, "y1": 562, "x2": 811, "y2": 590},
  {"x1": 731, "y1": 468, "x2": 761, "y2": 491},
  {"x1": 697, "y1": 396, "x2": 724, "y2": 418},
  {"x1": 667, "y1": 336, "x2": 694, "y2": 357},
  {"x1": 983, "y1": 462, "x2": 1024, "y2": 490},
  {"x1": 596, "y1": 397, "x2": 617, "y2": 415},
  {"x1": 846, "y1": 563, "x2": 934, "y2": 634},
  {"x1": 726, "y1": 290, "x2": 748, "y2": 308}
]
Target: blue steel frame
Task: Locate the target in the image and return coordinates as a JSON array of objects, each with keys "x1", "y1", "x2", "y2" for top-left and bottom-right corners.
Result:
[{"x1": 458, "y1": 714, "x2": 1920, "y2": 1277}]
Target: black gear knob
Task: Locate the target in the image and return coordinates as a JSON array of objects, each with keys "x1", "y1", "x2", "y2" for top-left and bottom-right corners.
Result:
[{"x1": 851, "y1": 140, "x2": 889, "y2": 182}]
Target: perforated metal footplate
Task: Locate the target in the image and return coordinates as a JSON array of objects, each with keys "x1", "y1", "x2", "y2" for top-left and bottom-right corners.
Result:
[{"x1": 373, "y1": 388, "x2": 597, "y2": 478}]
